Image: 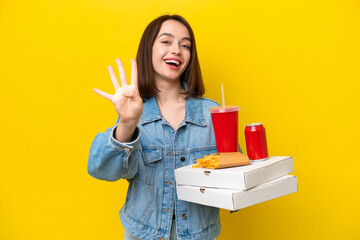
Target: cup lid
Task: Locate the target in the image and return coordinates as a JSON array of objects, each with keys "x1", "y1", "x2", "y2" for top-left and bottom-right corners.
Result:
[{"x1": 208, "y1": 106, "x2": 240, "y2": 113}]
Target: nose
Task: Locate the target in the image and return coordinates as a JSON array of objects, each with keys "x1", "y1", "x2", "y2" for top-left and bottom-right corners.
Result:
[{"x1": 170, "y1": 43, "x2": 181, "y2": 55}]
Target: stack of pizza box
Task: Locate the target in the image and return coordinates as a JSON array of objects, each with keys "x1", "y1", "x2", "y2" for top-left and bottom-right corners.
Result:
[{"x1": 175, "y1": 155, "x2": 297, "y2": 211}]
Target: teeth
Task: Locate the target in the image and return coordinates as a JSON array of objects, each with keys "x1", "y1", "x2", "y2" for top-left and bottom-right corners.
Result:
[{"x1": 164, "y1": 59, "x2": 180, "y2": 66}]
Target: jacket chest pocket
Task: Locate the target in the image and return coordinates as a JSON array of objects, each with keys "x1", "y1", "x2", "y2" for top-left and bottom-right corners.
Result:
[
  {"x1": 188, "y1": 146, "x2": 218, "y2": 164},
  {"x1": 137, "y1": 147, "x2": 163, "y2": 185}
]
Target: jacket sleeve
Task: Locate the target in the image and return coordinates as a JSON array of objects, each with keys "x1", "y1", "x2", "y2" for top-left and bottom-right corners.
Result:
[{"x1": 87, "y1": 123, "x2": 141, "y2": 181}]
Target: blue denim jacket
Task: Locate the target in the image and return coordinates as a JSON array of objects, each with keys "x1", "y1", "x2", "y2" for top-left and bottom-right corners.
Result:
[{"x1": 88, "y1": 96, "x2": 221, "y2": 240}]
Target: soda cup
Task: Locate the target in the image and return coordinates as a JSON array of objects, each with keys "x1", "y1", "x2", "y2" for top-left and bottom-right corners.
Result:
[
  {"x1": 209, "y1": 106, "x2": 240, "y2": 152},
  {"x1": 244, "y1": 123, "x2": 268, "y2": 161}
]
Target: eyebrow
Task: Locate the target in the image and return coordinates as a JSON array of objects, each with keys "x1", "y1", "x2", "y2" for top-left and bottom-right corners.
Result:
[{"x1": 158, "y1": 33, "x2": 191, "y2": 42}]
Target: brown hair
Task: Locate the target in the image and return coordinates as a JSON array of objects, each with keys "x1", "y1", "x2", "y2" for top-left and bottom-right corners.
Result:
[{"x1": 136, "y1": 15, "x2": 205, "y2": 99}]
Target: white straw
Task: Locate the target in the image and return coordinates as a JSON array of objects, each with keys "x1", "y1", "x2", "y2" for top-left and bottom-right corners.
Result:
[{"x1": 221, "y1": 84, "x2": 225, "y2": 108}]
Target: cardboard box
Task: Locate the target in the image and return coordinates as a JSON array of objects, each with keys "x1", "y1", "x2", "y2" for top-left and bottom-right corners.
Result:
[
  {"x1": 175, "y1": 156, "x2": 294, "y2": 190},
  {"x1": 176, "y1": 175, "x2": 297, "y2": 211}
]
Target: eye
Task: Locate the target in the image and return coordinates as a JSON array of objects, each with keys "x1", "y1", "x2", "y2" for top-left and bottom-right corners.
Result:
[
  {"x1": 181, "y1": 44, "x2": 191, "y2": 50},
  {"x1": 161, "y1": 40, "x2": 171, "y2": 44}
]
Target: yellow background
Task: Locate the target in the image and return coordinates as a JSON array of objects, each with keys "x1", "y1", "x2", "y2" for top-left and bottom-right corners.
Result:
[{"x1": 1, "y1": 0, "x2": 359, "y2": 239}]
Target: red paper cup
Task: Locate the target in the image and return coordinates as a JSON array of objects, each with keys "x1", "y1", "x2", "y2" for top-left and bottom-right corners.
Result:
[{"x1": 209, "y1": 106, "x2": 240, "y2": 152}]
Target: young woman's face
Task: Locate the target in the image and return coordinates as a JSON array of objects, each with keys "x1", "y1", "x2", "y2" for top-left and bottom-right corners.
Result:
[{"x1": 152, "y1": 20, "x2": 191, "y2": 83}]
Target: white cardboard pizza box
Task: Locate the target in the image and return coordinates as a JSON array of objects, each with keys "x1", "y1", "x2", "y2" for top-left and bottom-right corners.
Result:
[
  {"x1": 176, "y1": 175, "x2": 298, "y2": 211},
  {"x1": 175, "y1": 156, "x2": 294, "y2": 190}
]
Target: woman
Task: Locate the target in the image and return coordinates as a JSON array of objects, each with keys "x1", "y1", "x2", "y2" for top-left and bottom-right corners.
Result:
[{"x1": 88, "y1": 15, "x2": 220, "y2": 240}]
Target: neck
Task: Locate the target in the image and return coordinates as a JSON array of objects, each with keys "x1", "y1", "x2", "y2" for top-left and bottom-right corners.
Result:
[
  {"x1": 155, "y1": 79, "x2": 186, "y2": 105},
  {"x1": 154, "y1": 78, "x2": 186, "y2": 130}
]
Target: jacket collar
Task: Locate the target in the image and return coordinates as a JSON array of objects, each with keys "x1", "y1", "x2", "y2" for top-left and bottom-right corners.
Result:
[
  {"x1": 140, "y1": 97, "x2": 162, "y2": 124},
  {"x1": 140, "y1": 96, "x2": 206, "y2": 127}
]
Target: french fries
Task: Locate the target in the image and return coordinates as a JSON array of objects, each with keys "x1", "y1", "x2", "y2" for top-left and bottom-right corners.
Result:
[
  {"x1": 192, "y1": 152, "x2": 250, "y2": 169},
  {"x1": 192, "y1": 154, "x2": 220, "y2": 169}
]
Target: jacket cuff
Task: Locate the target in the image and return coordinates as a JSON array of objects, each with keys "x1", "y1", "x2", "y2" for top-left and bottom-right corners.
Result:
[{"x1": 109, "y1": 125, "x2": 141, "y2": 152}]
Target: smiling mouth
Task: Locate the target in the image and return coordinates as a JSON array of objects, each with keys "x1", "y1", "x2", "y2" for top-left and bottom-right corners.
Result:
[{"x1": 164, "y1": 59, "x2": 181, "y2": 67}]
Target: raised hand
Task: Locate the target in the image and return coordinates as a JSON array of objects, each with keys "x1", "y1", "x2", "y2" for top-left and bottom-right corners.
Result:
[{"x1": 94, "y1": 59, "x2": 143, "y2": 141}]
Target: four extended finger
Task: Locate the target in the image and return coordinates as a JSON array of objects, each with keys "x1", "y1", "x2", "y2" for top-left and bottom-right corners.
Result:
[
  {"x1": 130, "y1": 59, "x2": 138, "y2": 87},
  {"x1": 108, "y1": 65, "x2": 121, "y2": 90},
  {"x1": 94, "y1": 88, "x2": 113, "y2": 101},
  {"x1": 116, "y1": 58, "x2": 128, "y2": 86}
]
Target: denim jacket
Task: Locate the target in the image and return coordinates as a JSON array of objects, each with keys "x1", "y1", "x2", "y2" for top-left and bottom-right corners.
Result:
[{"x1": 88, "y1": 96, "x2": 221, "y2": 240}]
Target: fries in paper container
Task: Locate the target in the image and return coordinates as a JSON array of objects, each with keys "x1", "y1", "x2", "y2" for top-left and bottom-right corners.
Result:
[{"x1": 192, "y1": 152, "x2": 250, "y2": 169}]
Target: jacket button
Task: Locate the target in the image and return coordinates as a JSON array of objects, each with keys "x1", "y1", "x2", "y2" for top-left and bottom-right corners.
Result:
[
  {"x1": 182, "y1": 213, "x2": 187, "y2": 219},
  {"x1": 180, "y1": 156, "x2": 186, "y2": 161}
]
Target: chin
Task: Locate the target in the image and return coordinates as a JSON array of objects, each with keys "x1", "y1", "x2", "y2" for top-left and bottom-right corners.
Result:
[
  {"x1": 155, "y1": 69, "x2": 185, "y2": 82},
  {"x1": 159, "y1": 73, "x2": 182, "y2": 82}
]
